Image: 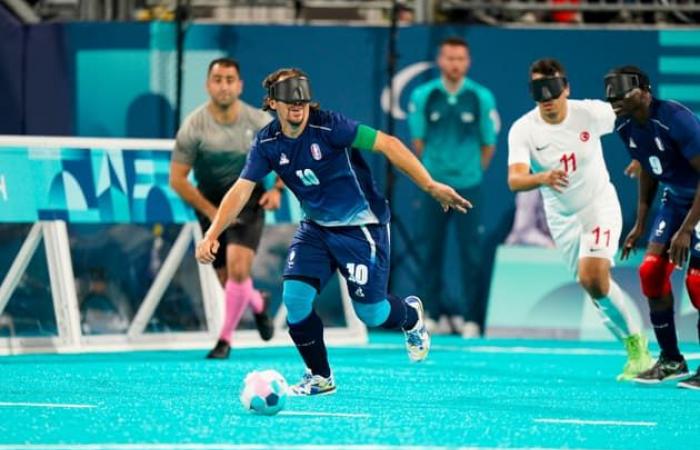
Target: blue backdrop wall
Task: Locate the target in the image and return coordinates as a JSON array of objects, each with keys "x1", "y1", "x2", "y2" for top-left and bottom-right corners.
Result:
[{"x1": 3, "y1": 22, "x2": 700, "y2": 324}]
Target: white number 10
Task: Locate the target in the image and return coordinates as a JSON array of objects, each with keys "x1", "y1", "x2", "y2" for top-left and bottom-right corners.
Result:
[
  {"x1": 295, "y1": 169, "x2": 320, "y2": 186},
  {"x1": 346, "y1": 263, "x2": 368, "y2": 285}
]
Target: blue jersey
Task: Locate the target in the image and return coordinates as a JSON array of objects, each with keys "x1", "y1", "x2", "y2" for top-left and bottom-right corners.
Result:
[
  {"x1": 616, "y1": 99, "x2": 700, "y2": 199},
  {"x1": 240, "y1": 109, "x2": 390, "y2": 226}
]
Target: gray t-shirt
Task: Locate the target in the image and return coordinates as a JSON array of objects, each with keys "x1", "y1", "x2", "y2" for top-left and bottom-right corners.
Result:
[{"x1": 173, "y1": 101, "x2": 272, "y2": 200}]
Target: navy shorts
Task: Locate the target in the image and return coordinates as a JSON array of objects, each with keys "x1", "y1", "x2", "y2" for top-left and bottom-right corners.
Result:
[
  {"x1": 648, "y1": 189, "x2": 700, "y2": 258},
  {"x1": 283, "y1": 221, "x2": 390, "y2": 304}
]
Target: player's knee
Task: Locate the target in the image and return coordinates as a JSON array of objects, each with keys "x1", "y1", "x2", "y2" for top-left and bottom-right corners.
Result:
[
  {"x1": 639, "y1": 254, "x2": 674, "y2": 299},
  {"x1": 353, "y1": 300, "x2": 390, "y2": 328},
  {"x1": 686, "y1": 265, "x2": 700, "y2": 311},
  {"x1": 282, "y1": 279, "x2": 316, "y2": 324},
  {"x1": 227, "y1": 261, "x2": 251, "y2": 283},
  {"x1": 578, "y1": 272, "x2": 608, "y2": 299},
  {"x1": 228, "y1": 268, "x2": 250, "y2": 283}
]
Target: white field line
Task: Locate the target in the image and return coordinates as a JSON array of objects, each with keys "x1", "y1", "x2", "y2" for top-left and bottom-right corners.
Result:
[
  {"x1": 279, "y1": 411, "x2": 370, "y2": 418},
  {"x1": 366, "y1": 343, "x2": 627, "y2": 356},
  {"x1": 534, "y1": 418, "x2": 657, "y2": 427},
  {"x1": 367, "y1": 344, "x2": 700, "y2": 360},
  {"x1": 0, "y1": 402, "x2": 96, "y2": 409},
  {"x1": 0, "y1": 445, "x2": 575, "y2": 450}
]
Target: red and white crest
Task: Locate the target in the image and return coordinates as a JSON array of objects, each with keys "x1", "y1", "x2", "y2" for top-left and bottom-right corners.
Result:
[
  {"x1": 310, "y1": 143, "x2": 322, "y2": 160},
  {"x1": 580, "y1": 131, "x2": 590, "y2": 142}
]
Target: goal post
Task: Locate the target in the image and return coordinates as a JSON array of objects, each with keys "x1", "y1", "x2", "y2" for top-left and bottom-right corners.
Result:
[{"x1": 0, "y1": 136, "x2": 366, "y2": 355}]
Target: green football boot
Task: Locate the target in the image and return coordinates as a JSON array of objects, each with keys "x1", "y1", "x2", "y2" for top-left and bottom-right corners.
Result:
[{"x1": 617, "y1": 333, "x2": 654, "y2": 381}]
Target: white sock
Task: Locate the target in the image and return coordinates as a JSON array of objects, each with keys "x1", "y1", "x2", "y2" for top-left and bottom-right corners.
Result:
[{"x1": 592, "y1": 279, "x2": 641, "y2": 341}]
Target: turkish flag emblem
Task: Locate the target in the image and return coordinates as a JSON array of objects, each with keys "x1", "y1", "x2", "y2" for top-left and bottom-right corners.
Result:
[{"x1": 580, "y1": 131, "x2": 590, "y2": 142}]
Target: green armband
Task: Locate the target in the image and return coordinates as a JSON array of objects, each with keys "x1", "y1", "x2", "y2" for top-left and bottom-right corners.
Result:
[{"x1": 351, "y1": 124, "x2": 378, "y2": 151}]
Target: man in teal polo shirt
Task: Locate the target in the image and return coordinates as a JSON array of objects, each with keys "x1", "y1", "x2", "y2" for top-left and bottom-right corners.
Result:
[{"x1": 408, "y1": 36, "x2": 499, "y2": 337}]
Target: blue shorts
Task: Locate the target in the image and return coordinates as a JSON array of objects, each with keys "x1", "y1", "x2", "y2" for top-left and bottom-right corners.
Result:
[
  {"x1": 649, "y1": 189, "x2": 700, "y2": 257},
  {"x1": 283, "y1": 221, "x2": 390, "y2": 304}
]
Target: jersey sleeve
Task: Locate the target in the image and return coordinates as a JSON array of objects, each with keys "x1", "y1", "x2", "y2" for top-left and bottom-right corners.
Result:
[
  {"x1": 507, "y1": 120, "x2": 532, "y2": 166},
  {"x1": 172, "y1": 117, "x2": 198, "y2": 165},
  {"x1": 586, "y1": 100, "x2": 616, "y2": 136},
  {"x1": 476, "y1": 86, "x2": 499, "y2": 146},
  {"x1": 240, "y1": 136, "x2": 272, "y2": 182},
  {"x1": 670, "y1": 108, "x2": 700, "y2": 162},
  {"x1": 407, "y1": 87, "x2": 428, "y2": 141},
  {"x1": 326, "y1": 111, "x2": 360, "y2": 149}
]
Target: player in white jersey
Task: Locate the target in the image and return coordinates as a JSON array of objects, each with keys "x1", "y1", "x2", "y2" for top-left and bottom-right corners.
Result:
[{"x1": 507, "y1": 59, "x2": 652, "y2": 380}]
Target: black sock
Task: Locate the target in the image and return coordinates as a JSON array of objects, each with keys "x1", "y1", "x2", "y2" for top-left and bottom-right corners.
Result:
[
  {"x1": 649, "y1": 309, "x2": 683, "y2": 361},
  {"x1": 380, "y1": 294, "x2": 418, "y2": 331},
  {"x1": 288, "y1": 311, "x2": 331, "y2": 378}
]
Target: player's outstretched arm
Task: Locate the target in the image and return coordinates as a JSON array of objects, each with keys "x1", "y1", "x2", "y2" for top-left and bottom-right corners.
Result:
[
  {"x1": 195, "y1": 178, "x2": 256, "y2": 264},
  {"x1": 508, "y1": 163, "x2": 568, "y2": 193},
  {"x1": 372, "y1": 130, "x2": 471, "y2": 213}
]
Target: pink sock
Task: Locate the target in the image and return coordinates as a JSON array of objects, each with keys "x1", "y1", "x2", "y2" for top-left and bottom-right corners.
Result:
[
  {"x1": 242, "y1": 278, "x2": 265, "y2": 315},
  {"x1": 219, "y1": 280, "x2": 249, "y2": 343}
]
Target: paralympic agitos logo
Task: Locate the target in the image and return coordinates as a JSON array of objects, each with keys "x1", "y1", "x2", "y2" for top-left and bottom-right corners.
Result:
[{"x1": 380, "y1": 62, "x2": 434, "y2": 120}]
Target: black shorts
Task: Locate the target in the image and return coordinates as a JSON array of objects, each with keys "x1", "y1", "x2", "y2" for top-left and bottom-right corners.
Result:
[{"x1": 197, "y1": 186, "x2": 265, "y2": 269}]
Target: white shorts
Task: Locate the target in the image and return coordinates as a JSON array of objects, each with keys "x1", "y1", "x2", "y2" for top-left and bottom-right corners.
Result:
[{"x1": 545, "y1": 184, "x2": 622, "y2": 277}]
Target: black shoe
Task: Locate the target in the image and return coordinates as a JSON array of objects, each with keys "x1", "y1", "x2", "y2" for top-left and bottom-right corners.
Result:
[
  {"x1": 254, "y1": 312, "x2": 274, "y2": 341},
  {"x1": 253, "y1": 292, "x2": 275, "y2": 341},
  {"x1": 633, "y1": 355, "x2": 689, "y2": 384},
  {"x1": 206, "y1": 339, "x2": 230, "y2": 359},
  {"x1": 677, "y1": 368, "x2": 700, "y2": 391}
]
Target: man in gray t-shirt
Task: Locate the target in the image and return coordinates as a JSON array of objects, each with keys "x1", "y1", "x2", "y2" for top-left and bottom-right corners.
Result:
[{"x1": 170, "y1": 57, "x2": 282, "y2": 359}]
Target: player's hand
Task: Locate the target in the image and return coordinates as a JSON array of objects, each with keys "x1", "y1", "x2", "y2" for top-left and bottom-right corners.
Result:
[
  {"x1": 541, "y1": 169, "x2": 568, "y2": 193},
  {"x1": 259, "y1": 189, "x2": 282, "y2": 211},
  {"x1": 669, "y1": 229, "x2": 692, "y2": 269},
  {"x1": 196, "y1": 234, "x2": 220, "y2": 264},
  {"x1": 621, "y1": 224, "x2": 644, "y2": 260},
  {"x1": 624, "y1": 160, "x2": 641, "y2": 179},
  {"x1": 427, "y1": 182, "x2": 472, "y2": 213}
]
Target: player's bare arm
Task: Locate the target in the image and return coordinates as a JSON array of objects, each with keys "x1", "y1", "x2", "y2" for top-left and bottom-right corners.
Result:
[
  {"x1": 621, "y1": 166, "x2": 659, "y2": 260},
  {"x1": 669, "y1": 155, "x2": 700, "y2": 268},
  {"x1": 481, "y1": 145, "x2": 495, "y2": 170},
  {"x1": 258, "y1": 176, "x2": 286, "y2": 211},
  {"x1": 507, "y1": 163, "x2": 568, "y2": 193},
  {"x1": 412, "y1": 139, "x2": 424, "y2": 159},
  {"x1": 169, "y1": 160, "x2": 219, "y2": 220},
  {"x1": 373, "y1": 130, "x2": 471, "y2": 213},
  {"x1": 624, "y1": 159, "x2": 641, "y2": 178},
  {"x1": 196, "y1": 178, "x2": 256, "y2": 264}
]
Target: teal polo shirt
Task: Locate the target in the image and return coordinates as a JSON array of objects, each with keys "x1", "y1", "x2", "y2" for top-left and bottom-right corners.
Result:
[{"x1": 408, "y1": 77, "x2": 498, "y2": 189}]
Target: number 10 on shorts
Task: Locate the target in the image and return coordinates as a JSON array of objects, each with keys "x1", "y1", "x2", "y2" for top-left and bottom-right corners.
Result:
[{"x1": 346, "y1": 263, "x2": 368, "y2": 285}]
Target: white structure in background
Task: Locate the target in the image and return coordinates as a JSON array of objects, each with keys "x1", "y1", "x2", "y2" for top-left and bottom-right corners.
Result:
[{"x1": 0, "y1": 136, "x2": 366, "y2": 355}]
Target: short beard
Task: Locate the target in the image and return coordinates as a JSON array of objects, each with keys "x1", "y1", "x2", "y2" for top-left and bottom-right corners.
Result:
[
  {"x1": 212, "y1": 98, "x2": 234, "y2": 109},
  {"x1": 287, "y1": 116, "x2": 303, "y2": 127}
]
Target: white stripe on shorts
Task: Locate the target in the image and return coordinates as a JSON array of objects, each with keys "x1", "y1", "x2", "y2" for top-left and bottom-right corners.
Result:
[{"x1": 360, "y1": 226, "x2": 377, "y2": 264}]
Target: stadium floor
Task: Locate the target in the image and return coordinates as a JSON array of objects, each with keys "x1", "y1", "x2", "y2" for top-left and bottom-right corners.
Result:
[{"x1": 1, "y1": 334, "x2": 699, "y2": 450}]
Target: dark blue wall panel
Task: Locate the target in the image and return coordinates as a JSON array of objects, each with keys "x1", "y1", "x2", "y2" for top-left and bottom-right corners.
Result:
[{"x1": 0, "y1": 6, "x2": 24, "y2": 134}]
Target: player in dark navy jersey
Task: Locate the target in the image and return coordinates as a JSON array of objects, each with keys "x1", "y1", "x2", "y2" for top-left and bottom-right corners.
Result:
[
  {"x1": 607, "y1": 66, "x2": 700, "y2": 389},
  {"x1": 196, "y1": 67, "x2": 471, "y2": 396}
]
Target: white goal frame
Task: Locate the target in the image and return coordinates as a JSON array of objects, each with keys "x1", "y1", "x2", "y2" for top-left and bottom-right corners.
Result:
[{"x1": 0, "y1": 136, "x2": 367, "y2": 355}]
